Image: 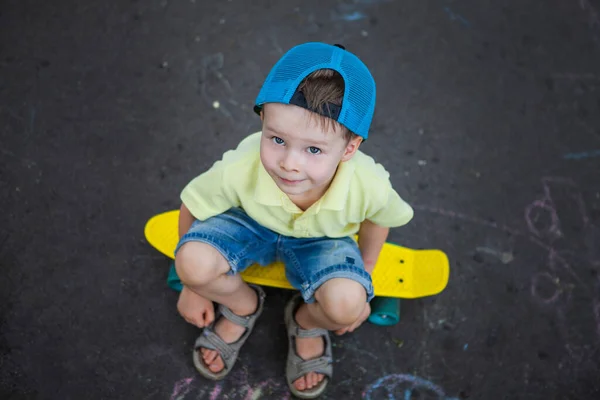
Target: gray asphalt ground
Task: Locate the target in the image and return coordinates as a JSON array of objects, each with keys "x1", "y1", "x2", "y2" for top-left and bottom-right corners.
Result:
[{"x1": 1, "y1": 0, "x2": 600, "y2": 399}]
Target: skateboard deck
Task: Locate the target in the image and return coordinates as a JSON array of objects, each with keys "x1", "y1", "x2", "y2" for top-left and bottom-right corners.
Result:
[{"x1": 144, "y1": 210, "x2": 450, "y2": 299}]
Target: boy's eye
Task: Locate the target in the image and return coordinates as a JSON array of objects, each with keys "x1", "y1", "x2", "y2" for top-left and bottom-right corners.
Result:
[
  {"x1": 272, "y1": 136, "x2": 285, "y2": 145},
  {"x1": 308, "y1": 146, "x2": 321, "y2": 155}
]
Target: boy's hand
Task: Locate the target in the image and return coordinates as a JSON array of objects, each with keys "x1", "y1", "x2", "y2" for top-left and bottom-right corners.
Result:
[
  {"x1": 334, "y1": 302, "x2": 371, "y2": 335},
  {"x1": 177, "y1": 286, "x2": 215, "y2": 328}
]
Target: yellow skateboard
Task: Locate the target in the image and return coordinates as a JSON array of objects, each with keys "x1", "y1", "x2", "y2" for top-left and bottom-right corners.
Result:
[{"x1": 144, "y1": 210, "x2": 449, "y2": 299}]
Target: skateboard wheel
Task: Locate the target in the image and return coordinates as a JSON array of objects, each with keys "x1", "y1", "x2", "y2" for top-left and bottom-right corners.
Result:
[
  {"x1": 167, "y1": 261, "x2": 183, "y2": 292},
  {"x1": 368, "y1": 296, "x2": 400, "y2": 326}
]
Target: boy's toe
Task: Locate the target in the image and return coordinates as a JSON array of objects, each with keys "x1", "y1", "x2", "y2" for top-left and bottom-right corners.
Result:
[
  {"x1": 208, "y1": 357, "x2": 224, "y2": 372},
  {"x1": 294, "y1": 377, "x2": 307, "y2": 391},
  {"x1": 293, "y1": 372, "x2": 325, "y2": 392},
  {"x1": 317, "y1": 373, "x2": 324, "y2": 384},
  {"x1": 200, "y1": 349, "x2": 225, "y2": 373},
  {"x1": 201, "y1": 349, "x2": 214, "y2": 363},
  {"x1": 311, "y1": 372, "x2": 320, "y2": 388}
]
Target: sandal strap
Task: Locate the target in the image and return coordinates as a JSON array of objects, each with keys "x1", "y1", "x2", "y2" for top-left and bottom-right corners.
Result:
[
  {"x1": 294, "y1": 326, "x2": 329, "y2": 339},
  {"x1": 219, "y1": 304, "x2": 253, "y2": 328},
  {"x1": 287, "y1": 353, "x2": 333, "y2": 384},
  {"x1": 284, "y1": 294, "x2": 334, "y2": 385},
  {"x1": 193, "y1": 285, "x2": 266, "y2": 374},
  {"x1": 195, "y1": 329, "x2": 236, "y2": 363},
  {"x1": 217, "y1": 286, "x2": 266, "y2": 328},
  {"x1": 293, "y1": 356, "x2": 333, "y2": 376}
]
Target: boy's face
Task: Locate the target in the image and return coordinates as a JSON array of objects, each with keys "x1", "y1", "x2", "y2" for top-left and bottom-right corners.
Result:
[{"x1": 259, "y1": 103, "x2": 362, "y2": 205}]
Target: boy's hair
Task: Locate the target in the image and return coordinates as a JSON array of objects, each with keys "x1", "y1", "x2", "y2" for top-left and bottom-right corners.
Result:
[{"x1": 297, "y1": 69, "x2": 359, "y2": 142}]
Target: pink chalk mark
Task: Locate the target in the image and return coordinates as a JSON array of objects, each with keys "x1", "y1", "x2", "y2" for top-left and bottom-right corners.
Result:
[
  {"x1": 242, "y1": 379, "x2": 280, "y2": 400},
  {"x1": 531, "y1": 240, "x2": 585, "y2": 286},
  {"x1": 243, "y1": 387, "x2": 254, "y2": 400},
  {"x1": 525, "y1": 200, "x2": 561, "y2": 238},
  {"x1": 417, "y1": 179, "x2": 600, "y2": 360},
  {"x1": 531, "y1": 272, "x2": 561, "y2": 305},
  {"x1": 170, "y1": 377, "x2": 194, "y2": 400},
  {"x1": 416, "y1": 200, "x2": 584, "y2": 288},
  {"x1": 540, "y1": 177, "x2": 590, "y2": 226},
  {"x1": 210, "y1": 383, "x2": 223, "y2": 400},
  {"x1": 525, "y1": 177, "x2": 594, "y2": 238}
]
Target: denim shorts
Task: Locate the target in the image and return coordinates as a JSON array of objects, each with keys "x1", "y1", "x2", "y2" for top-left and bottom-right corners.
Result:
[{"x1": 174, "y1": 207, "x2": 374, "y2": 303}]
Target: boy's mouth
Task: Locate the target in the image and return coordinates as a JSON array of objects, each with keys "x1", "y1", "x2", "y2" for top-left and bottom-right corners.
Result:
[{"x1": 278, "y1": 176, "x2": 304, "y2": 185}]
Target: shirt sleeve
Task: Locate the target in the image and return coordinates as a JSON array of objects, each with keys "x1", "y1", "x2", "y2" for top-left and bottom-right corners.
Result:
[
  {"x1": 180, "y1": 159, "x2": 240, "y2": 221},
  {"x1": 180, "y1": 132, "x2": 262, "y2": 221},
  {"x1": 365, "y1": 185, "x2": 414, "y2": 228}
]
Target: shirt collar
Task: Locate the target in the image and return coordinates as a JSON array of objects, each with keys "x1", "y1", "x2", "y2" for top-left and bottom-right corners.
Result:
[{"x1": 315, "y1": 160, "x2": 354, "y2": 211}]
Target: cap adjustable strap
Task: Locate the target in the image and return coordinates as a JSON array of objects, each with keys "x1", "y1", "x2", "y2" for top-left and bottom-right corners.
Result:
[{"x1": 289, "y1": 90, "x2": 341, "y2": 121}]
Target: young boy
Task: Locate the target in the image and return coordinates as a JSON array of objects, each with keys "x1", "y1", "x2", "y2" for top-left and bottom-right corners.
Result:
[{"x1": 174, "y1": 42, "x2": 413, "y2": 398}]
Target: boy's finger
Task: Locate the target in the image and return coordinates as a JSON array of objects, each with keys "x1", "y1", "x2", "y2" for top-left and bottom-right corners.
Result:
[
  {"x1": 334, "y1": 327, "x2": 348, "y2": 335},
  {"x1": 205, "y1": 308, "x2": 215, "y2": 325},
  {"x1": 195, "y1": 316, "x2": 205, "y2": 328},
  {"x1": 348, "y1": 320, "x2": 362, "y2": 332}
]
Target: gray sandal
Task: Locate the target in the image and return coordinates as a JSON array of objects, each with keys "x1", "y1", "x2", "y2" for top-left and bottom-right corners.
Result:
[
  {"x1": 193, "y1": 284, "x2": 266, "y2": 380},
  {"x1": 284, "y1": 294, "x2": 333, "y2": 399}
]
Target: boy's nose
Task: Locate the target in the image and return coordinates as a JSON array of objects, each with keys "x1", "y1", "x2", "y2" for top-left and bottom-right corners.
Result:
[{"x1": 280, "y1": 152, "x2": 300, "y2": 172}]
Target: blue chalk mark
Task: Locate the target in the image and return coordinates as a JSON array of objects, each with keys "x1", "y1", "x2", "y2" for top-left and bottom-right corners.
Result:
[
  {"x1": 334, "y1": 0, "x2": 390, "y2": 22},
  {"x1": 563, "y1": 150, "x2": 600, "y2": 160},
  {"x1": 364, "y1": 374, "x2": 457, "y2": 399},
  {"x1": 463, "y1": 343, "x2": 468, "y2": 350},
  {"x1": 443, "y1": 7, "x2": 471, "y2": 27},
  {"x1": 341, "y1": 11, "x2": 366, "y2": 21},
  {"x1": 354, "y1": 0, "x2": 390, "y2": 4}
]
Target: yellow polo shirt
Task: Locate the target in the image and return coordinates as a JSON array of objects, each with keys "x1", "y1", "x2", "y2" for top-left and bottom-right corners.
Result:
[{"x1": 181, "y1": 132, "x2": 413, "y2": 238}]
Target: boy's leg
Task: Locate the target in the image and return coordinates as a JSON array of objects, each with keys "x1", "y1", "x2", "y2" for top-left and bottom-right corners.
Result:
[
  {"x1": 176, "y1": 241, "x2": 259, "y2": 373},
  {"x1": 174, "y1": 208, "x2": 277, "y2": 374},
  {"x1": 296, "y1": 278, "x2": 367, "y2": 330},
  {"x1": 292, "y1": 279, "x2": 368, "y2": 390},
  {"x1": 282, "y1": 236, "x2": 374, "y2": 392}
]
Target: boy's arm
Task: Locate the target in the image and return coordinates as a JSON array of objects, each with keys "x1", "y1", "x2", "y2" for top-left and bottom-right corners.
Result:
[
  {"x1": 178, "y1": 203, "x2": 196, "y2": 238},
  {"x1": 357, "y1": 219, "x2": 390, "y2": 275}
]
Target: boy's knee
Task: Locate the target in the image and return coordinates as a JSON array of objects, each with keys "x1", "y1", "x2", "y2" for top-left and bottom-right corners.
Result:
[
  {"x1": 315, "y1": 279, "x2": 367, "y2": 326},
  {"x1": 175, "y1": 242, "x2": 229, "y2": 286}
]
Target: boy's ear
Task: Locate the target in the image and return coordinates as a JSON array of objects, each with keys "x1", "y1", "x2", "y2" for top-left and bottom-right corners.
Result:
[
  {"x1": 341, "y1": 135, "x2": 363, "y2": 162},
  {"x1": 260, "y1": 110, "x2": 264, "y2": 122}
]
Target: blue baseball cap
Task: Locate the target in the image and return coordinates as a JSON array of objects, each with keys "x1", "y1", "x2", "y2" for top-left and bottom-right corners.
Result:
[{"x1": 254, "y1": 42, "x2": 376, "y2": 139}]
